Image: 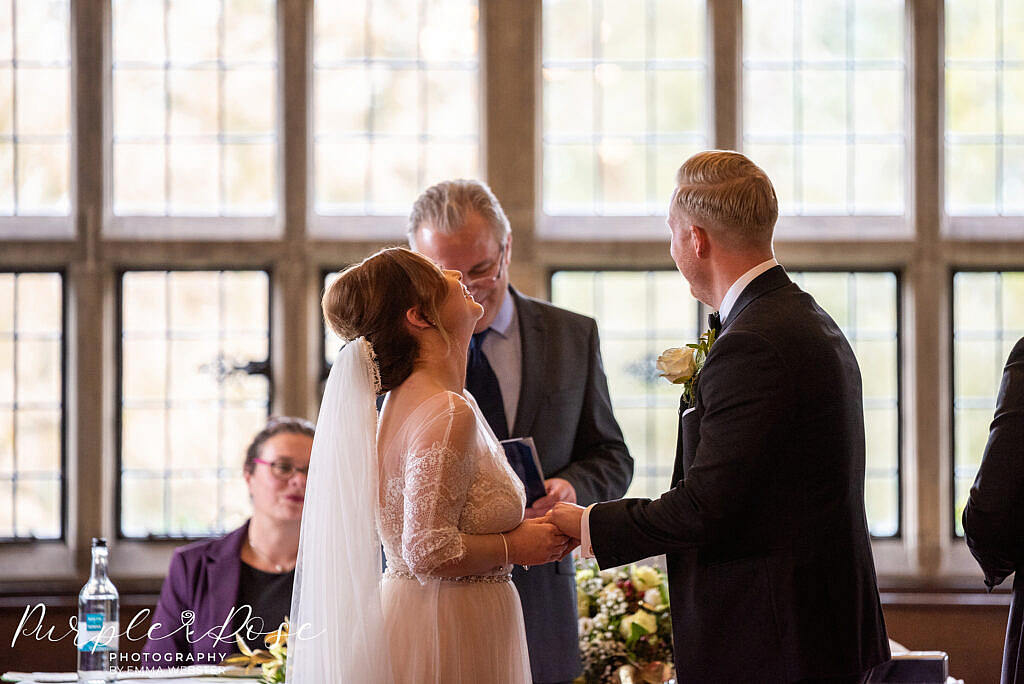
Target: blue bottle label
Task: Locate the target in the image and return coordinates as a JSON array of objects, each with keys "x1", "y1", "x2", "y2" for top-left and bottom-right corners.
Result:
[{"x1": 77, "y1": 614, "x2": 119, "y2": 652}]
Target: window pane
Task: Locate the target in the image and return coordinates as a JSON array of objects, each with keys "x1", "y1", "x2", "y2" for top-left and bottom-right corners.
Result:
[
  {"x1": 945, "y1": 0, "x2": 1024, "y2": 215},
  {"x1": 111, "y1": 0, "x2": 278, "y2": 217},
  {"x1": 120, "y1": 270, "x2": 269, "y2": 538},
  {"x1": 551, "y1": 271, "x2": 702, "y2": 500},
  {"x1": 743, "y1": 0, "x2": 905, "y2": 216},
  {"x1": 0, "y1": 272, "x2": 63, "y2": 541},
  {"x1": 952, "y1": 271, "x2": 1024, "y2": 536},
  {"x1": 314, "y1": 1, "x2": 480, "y2": 216},
  {"x1": 551, "y1": 269, "x2": 901, "y2": 538},
  {"x1": 542, "y1": 0, "x2": 708, "y2": 215},
  {"x1": 0, "y1": 1, "x2": 71, "y2": 217},
  {"x1": 790, "y1": 271, "x2": 900, "y2": 537}
]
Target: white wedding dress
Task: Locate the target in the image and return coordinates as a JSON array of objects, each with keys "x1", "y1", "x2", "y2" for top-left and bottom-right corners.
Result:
[
  {"x1": 378, "y1": 390, "x2": 532, "y2": 683},
  {"x1": 287, "y1": 340, "x2": 531, "y2": 683}
]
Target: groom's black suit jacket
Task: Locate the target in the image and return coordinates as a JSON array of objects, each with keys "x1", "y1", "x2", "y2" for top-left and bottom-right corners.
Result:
[{"x1": 590, "y1": 266, "x2": 890, "y2": 682}]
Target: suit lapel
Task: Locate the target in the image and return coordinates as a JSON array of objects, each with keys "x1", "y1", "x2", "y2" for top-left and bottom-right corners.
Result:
[
  {"x1": 722, "y1": 265, "x2": 791, "y2": 330},
  {"x1": 511, "y1": 288, "x2": 545, "y2": 439}
]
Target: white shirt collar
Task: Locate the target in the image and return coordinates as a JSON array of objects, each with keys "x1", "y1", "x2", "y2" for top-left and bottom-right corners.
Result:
[
  {"x1": 717, "y1": 258, "x2": 779, "y2": 323},
  {"x1": 488, "y1": 288, "x2": 516, "y2": 338}
]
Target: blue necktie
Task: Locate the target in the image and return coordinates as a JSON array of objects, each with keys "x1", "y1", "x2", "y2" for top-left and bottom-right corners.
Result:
[{"x1": 466, "y1": 329, "x2": 509, "y2": 440}]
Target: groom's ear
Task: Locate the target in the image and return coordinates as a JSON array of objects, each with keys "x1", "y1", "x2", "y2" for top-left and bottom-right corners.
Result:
[{"x1": 691, "y1": 224, "x2": 711, "y2": 258}]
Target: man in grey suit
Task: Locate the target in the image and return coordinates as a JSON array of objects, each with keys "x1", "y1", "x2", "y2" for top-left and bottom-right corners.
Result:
[{"x1": 409, "y1": 179, "x2": 634, "y2": 684}]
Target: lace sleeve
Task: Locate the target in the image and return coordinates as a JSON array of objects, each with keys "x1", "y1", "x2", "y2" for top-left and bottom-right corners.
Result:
[{"x1": 401, "y1": 393, "x2": 478, "y2": 577}]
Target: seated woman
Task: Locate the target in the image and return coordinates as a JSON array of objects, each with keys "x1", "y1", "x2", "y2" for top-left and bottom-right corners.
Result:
[{"x1": 141, "y1": 416, "x2": 313, "y2": 667}]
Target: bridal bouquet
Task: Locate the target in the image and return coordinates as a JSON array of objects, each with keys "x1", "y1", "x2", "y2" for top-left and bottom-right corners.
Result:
[
  {"x1": 575, "y1": 560, "x2": 674, "y2": 684},
  {"x1": 220, "y1": 619, "x2": 289, "y2": 683}
]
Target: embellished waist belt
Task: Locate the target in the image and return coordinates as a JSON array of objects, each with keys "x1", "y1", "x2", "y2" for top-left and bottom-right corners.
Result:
[{"x1": 384, "y1": 568, "x2": 512, "y2": 584}]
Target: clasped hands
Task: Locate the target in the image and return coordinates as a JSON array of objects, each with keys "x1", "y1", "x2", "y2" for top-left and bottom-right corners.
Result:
[{"x1": 507, "y1": 500, "x2": 587, "y2": 567}]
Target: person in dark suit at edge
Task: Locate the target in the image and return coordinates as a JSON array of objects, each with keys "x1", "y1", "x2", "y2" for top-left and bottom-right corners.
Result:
[
  {"x1": 550, "y1": 150, "x2": 890, "y2": 683},
  {"x1": 963, "y1": 337, "x2": 1024, "y2": 684},
  {"x1": 408, "y1": 179, "x2": 634, "y2": 684}
]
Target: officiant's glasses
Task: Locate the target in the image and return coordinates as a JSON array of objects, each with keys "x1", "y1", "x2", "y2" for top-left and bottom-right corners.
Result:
[
  {"x1": 253, "y1": 457, "x2": 309, "y2": 480},
  {"x1": 464, "y1": 243, "x2": 507, "y2": 290}
]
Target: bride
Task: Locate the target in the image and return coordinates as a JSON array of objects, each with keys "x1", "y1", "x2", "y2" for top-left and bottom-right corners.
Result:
[{"x1": 287, "y1": 247, "x2": 575, "y2": 683}]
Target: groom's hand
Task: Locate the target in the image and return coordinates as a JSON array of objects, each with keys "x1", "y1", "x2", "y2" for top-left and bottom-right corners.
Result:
[
  {"x1": 549, "y1": 502, "x2": 584, "y2": 539},
  {"x1": 525, "y1": 478, "x2": 577, "y2": 519}
]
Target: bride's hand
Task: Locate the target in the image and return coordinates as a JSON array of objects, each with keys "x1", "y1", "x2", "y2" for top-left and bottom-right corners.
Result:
[{"x1": 506, "y1": 518, "x2": 575, "y2": 567}]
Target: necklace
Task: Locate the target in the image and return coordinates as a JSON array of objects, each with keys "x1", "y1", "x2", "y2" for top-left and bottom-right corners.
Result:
[{"x1": 246, "y1": 537, "x2": 295, "y2": 573}]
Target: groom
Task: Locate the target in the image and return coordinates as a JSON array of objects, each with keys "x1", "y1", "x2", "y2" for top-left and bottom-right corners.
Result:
[{"x1": 552, "y1": 151, "x2": 890, "y2": 683}]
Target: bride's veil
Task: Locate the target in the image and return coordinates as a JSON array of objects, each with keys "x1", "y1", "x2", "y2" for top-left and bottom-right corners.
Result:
[{"x1": 286, "y1": 337, "x2": 392, "y2": 682}]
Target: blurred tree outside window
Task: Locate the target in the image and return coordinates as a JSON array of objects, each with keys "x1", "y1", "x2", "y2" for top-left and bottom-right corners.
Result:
[
  {"x1": 742, "y1": 0, "x2": 906, "y2": 216},
  {"x1": 119, "y1": 270, "x2": 270, "y2": 539},
  {"x1": 111, "y1": 0, "x2": 278, "y2": 217},
  {"x1": 542, "y1": 0, "x2": 708, "y2": 215},
  {"x1": 0, "y1": 0, "x2": 71, "y2": 217},
  {"x1": 313, "y1": 0, "x2": 480, "y2": 216},
  {"x1": 952, "y1": 271, "x2": 1024, "y2": 536},
  {"x1": 0, "y1": 272, "x2": 63, "y2": 541},
  {"x1": 945, "y1": 0, "x2": 1024, "y2": 215}
]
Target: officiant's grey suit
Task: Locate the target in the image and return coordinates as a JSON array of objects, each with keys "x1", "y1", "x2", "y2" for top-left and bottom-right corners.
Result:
[
  {"x1": 589, "y1": 267, "x2": 890, "y2": 682},
  {"x1": 508, "y1": 287, "x2": 633, "y2": 683}
]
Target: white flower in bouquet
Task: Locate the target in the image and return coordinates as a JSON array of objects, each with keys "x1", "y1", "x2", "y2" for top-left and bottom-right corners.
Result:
[
  {"x1": 630, "y1": 565, "x2": 661, "y2": 592},
  {"x1": 619, "y1": 609, "x2": 658, "y2": 639},
  {"x1": 579, "y1": 616, "x2": 594, "y2": 634},
  {"x1": 643, "y1": 588, "x2": 665, "y2": 608},
  {"x1": 578, "y1": 591, "x2": 591, "y2": 617},
  {"x1": 599, "y1": 569, "x2": 619, "y2": 583},
  {"x1": 656, "y1": 347, "x2": 697, "y2": 384},
  {"x1": 599, "y1": 584, "x2": 625, "y2": 602}
]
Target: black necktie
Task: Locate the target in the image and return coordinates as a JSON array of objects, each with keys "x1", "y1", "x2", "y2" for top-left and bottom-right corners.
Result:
[
  {"x1": 466, "y1": 330, "x2": 509, "y2": 440},
  {"x1": 708, "y1": 311, "x2": 722, "y2": 335}
]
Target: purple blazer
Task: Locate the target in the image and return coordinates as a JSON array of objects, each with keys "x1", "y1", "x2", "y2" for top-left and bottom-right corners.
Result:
[{"x1": 141, "y1": 522, "x2": 249, "y2": 667}]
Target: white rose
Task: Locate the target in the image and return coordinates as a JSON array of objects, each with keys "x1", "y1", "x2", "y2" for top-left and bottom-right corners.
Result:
[
  {"x1": 643, "y1": 588, "x2": 663, "y2": 607},
  {"x1": 599, "y1": 569, "x2": 618, "y2": 583},
  {"x1": 630, "y1": 565, "x2": 661, "y2": 592},
  {"x1": 578, "y1": 616, "x2": 594, "y2": 635},
  {"x1": 657, "y1": 347, "x2": 697, "y2": 384},
  {"x1": 619, "y1": 610, "x2": 658, "y2": 639},
  {"x1": 619, "y1": 614, "x2": 637, "y2": 639},
  {"x1": 634, "y1": 609, "x2": 658, "y2": 635}
]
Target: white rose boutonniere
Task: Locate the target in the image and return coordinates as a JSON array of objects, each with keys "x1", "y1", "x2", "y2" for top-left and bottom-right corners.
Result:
[
  {"x1": 658, "y1": 327, "x2": 717, "y2": 408},
  {"x1": 656, "y1": 347, "x2": 697, "y2": 384}
]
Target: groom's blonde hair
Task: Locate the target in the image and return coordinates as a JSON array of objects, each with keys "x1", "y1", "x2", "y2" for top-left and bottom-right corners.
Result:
[{"x1": 672, "y1": 150, "x2": 778, "y2": 250}]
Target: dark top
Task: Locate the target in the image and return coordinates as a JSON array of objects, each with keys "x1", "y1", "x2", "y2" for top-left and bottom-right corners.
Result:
[
  {"x1": 590, "y1": 266, "x2": 890, "y2": 682},
  {"x1": 142, "y1": 522, "x2": 252, "y2": 665},
  {"x1": 234, "y1": 562, "x2": 294, "y2": 652},
  {"x1": 963, "y1": 337, "x2": 1024, "y2": 684}
]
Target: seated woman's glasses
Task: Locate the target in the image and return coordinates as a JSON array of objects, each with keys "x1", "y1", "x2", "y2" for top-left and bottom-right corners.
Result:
[{"x1": 253, "y1": 457, "x2": 309, "y2": 479}]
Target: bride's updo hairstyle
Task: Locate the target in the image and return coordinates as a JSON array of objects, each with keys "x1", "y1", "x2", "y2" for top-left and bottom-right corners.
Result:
[{"x1": 323, "y1": 247, "x2": 451, "y2": 393}]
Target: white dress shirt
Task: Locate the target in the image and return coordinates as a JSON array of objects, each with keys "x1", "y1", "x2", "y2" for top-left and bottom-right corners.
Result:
[{"x1": 578, "y1": 257, "x2": 780, "y2": 560}]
